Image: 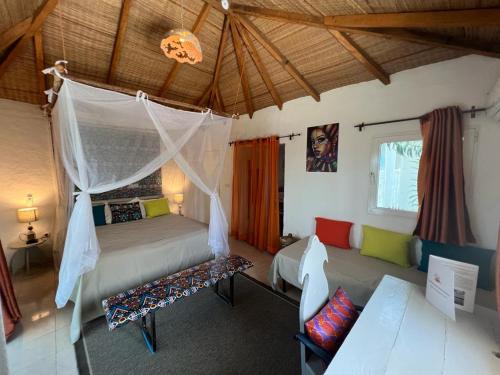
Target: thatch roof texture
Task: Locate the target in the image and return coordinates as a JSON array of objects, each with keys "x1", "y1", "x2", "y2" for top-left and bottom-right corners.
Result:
[{"x1": 1, "y1": 0, "x2": 500, "y2": 116}]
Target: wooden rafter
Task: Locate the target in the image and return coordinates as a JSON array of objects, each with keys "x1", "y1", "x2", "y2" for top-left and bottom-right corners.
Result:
[
  {"x1": 0, "y1": 17, "x2": 32, "y2": 51},
  {"x1": 107, "y1": 0, "x2": 132, "y2": 84},
  {"x1": 0, "y1": 0, "x2": 58, "y2": 80},
  {"x1": 197, "y1": 82, "x2": 212, "y2": 107},
  {"x1": 236, "y1": 14, "x2": 320, "y2": 102},
  {"x1": 159, "y1": 2, "x2": 211, "y2": 97},
  {"x1": 324, "y1": 9, "x2": 500, "y2": 29},
  {"x1": 230, "y1": 5, "x2": 500, "y2": 59},
  {"x1": 229, "y1": 17, "x2": 253, "y2": 117},
  {"x1": 198, "y1": 15, "x2": 230, "y2": 107},
  {"x1": 33, "y1": 30, "x2": 46, "y2": 105},
  {"x1": 235, "y1": 18, "x2": 283, "y2": 110},
  {"x1": 328, "y1": 30, "x2": 390, "y2": 85}
]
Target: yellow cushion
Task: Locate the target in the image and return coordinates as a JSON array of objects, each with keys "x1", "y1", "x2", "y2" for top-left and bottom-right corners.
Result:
[{"x1": 143, "y1": 198, "x2": 170, "y2": 218}]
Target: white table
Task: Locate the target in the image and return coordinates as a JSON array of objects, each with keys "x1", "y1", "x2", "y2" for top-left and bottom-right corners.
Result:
[
  {"x1": 326, "y1": 275, "x2": 500, "y2": 375},
  {"x1": 8, "y1": 237, "x2": 47, "y2": 273}
]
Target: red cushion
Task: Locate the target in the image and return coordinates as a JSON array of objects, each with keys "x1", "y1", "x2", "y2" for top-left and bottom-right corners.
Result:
[
  {"x1": 305, "y1": 287, "x2": 358, "y2": 353},
  {"x1": 315, "y1": 217, "x2": 353, "y2": 249}
]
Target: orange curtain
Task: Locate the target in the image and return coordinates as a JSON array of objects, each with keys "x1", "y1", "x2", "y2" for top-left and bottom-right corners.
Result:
[{"x1": 231, "y1": 137, "x2": 280, "y2": 254}]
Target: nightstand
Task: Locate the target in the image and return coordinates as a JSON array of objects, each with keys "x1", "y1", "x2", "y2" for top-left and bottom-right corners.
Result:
[{"x1": 8, "y1": 237, "x2": 48, "y2": 274}]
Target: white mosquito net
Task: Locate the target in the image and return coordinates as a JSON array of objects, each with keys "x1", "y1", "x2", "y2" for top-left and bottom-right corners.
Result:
[{"x1": 52, "y1": 79, "x2": 232, "y2": 308}]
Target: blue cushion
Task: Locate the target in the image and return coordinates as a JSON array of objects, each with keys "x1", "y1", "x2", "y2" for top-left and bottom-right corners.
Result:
[
  {"x1": 418, "y1": 240, "x2": 495, "y2": 290},
  {"x1": 92, "y1": 205, "x2": 107, "y2": 226}
]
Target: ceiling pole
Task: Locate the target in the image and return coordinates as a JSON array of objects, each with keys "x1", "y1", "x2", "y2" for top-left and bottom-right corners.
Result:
[
  {"x1": 230, "y1": 5, "x2": 500, "y2": 59},
  {"x1": 159, "y1": 2, "x2": 211, "y2": 97},
  {"x1": 215, "y1": 84, "x2": 225, "y2": 111},
  {"x1": 197, "y1": 14, "x2": 230, "y2": 107},
  {"x1": 107, "y1": 0, "x2": 133, "y2": 84},
  {"x1": 33, "y1": 30, "x2": 47, "y2": 105},
  {"x1": 0, "y1": 17, "x2": 32, "y2": 51},
  {"x1": 234, "y1": 18, "x2": 283, "y2": 110},
  {"x1": 0, "y1": 0, "x2": 59, "y2": 80},
  {"x1": 323, "y1": 9, "x2": 500, "y2": 28},
  {"x1": 236, "y1": 14, "x2": 320, "y2": 102},
  {"x1": 328, "y1": 30, "x2": 390, "y2": 85},
  {"x1": 229, "y1": 17, "x2": 253, "y2": 118},
  {"x1": 197, "y1": 83, "x2": 212, "y2": 107}
]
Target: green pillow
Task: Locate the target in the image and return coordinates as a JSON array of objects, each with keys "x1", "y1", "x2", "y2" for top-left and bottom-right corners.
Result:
[
  {"x1": 360, "y1": 225, "x2": 412, "y2": 268},
  {"x1": 143, "y1": 198, "x2": 170, "y2": 218}
]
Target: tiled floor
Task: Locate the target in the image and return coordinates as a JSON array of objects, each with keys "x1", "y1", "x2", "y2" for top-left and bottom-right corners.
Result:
[{"x1": 5, "y1": 238, "x2": 292, "y2": 375}]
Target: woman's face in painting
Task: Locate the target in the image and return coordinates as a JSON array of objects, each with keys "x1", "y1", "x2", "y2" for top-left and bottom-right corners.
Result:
[{"x1": 310, "y1": 128, "x2": 330, "y2": 158}]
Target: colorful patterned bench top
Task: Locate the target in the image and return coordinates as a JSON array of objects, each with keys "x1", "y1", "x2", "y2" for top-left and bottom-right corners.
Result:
[{"x1": 102, "y1": 255, "x2": 253, "y2": 330}]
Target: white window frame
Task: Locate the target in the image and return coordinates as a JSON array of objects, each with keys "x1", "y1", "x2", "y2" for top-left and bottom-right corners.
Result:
[
  {"x1": 368, "y1": 129, "x2": 478, "y2": 219},
  {"x1": 368, "y1": 132, "x2": 422, "y2": 219}
]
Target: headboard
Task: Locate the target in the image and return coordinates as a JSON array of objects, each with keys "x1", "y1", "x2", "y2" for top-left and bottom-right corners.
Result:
[{"x1": 90, "y1": 170, "x2": 162, "y2": 201}]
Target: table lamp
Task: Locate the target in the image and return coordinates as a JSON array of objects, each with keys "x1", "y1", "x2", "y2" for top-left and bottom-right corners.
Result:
[
  {"x1": 174, "y1": 193, "x2": 184, "y2": 216},
  {"x1": 17, "y1": 207, "x2": 39, "y2": 244}
]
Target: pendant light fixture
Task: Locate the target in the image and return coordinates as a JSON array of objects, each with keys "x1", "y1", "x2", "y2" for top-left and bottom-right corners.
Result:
[{"x1": 160, "y1": 0, "x2": 203, "y2": 64}]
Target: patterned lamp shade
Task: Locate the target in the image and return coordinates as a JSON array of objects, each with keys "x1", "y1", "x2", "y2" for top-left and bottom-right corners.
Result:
[
  {"x1": 160, "y1": 29, "x2": 202, "y2": 65},
  {"x1": 17, "y1": 207, "x2": 39, "y2": 223},
  {"x1": 174, "y1": 193, "x2": 184, "y2": 204}
]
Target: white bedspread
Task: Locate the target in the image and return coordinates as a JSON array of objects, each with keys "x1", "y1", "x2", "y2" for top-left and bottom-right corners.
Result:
[
  {"x1": 269, "y1": 237, "x2": 496, "y2": 309},
  {"x1": 69, "y1": 214, "x2": 213, "y2": 342}
]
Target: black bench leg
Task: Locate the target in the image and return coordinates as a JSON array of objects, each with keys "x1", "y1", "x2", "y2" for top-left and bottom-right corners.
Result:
[
  {"x1": 141, "y1": 312, "x2": 157, "y2": 353},
  {"x1": 215, "y1": 275, "x2": 235, "y2": 306}
]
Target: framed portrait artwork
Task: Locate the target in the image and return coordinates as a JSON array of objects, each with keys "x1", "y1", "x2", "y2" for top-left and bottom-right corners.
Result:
[{"x1": 306, "y1": 123, "x2": 339, "y2": 172}]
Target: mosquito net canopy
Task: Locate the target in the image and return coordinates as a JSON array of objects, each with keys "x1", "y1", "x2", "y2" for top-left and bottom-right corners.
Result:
[{"x1": 52, "y1": 79, "x2": 232, "y2": 308}]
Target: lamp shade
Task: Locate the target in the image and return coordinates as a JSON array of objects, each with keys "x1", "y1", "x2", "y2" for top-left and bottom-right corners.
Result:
[
  {"x1": 160, "y1": 29, "x2": 202, "y2": 64},
  {"x1": 174, "y1": 193, "x2": 184, "y2": 204},
  {"x1": 17, "y1": 207, "x2": 39, "y2": 223}
]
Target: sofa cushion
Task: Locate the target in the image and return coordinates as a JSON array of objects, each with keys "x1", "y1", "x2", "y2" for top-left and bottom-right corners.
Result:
[
  {"x1": 315, "y1": 217, "x2": 353, "y2": 249},
  {"x1": 418, "y1": 240, "x2": 495, "y2": 290},
  {"x1": 305, "y1": 287, "x2": 358, "y2": 353},
  {"x1": 360, "y1": 225, "x2": 412, "y2": 268}
]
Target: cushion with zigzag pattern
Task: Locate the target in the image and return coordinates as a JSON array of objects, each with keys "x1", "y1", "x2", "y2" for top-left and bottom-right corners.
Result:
[{"x1": 305, "y1": 287, "x2": 358, "y2": 353}]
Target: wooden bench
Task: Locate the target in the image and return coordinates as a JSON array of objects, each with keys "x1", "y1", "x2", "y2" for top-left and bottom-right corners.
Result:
[{"x1": 102, "y1": 255, "x2": 253, "y2": 353}]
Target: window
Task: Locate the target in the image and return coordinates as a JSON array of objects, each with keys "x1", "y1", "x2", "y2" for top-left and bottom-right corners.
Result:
[{"x1": 369, "y1": 130, "x2": 477, "y2": 217}]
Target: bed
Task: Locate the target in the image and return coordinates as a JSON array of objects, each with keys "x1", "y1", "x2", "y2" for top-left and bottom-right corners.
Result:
[
  {"x1": 69, "y1": 214, "x2": 213, "y2": 343},
  {"x1": 269, "y1": 237, "x2": 496, "y2": 309}
]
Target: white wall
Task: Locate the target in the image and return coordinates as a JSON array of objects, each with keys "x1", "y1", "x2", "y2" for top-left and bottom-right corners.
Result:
[
  {"x1": 0, "y1": 99, "x2": 57, "y2": 268},
  {"x1": 221, "y1": 55, "x2": 500, "y2": 250}
]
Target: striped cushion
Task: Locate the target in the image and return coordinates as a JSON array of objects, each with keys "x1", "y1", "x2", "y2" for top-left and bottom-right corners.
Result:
[{"x1": 305, "y1": 287, "x2": 358, "y2": 353}]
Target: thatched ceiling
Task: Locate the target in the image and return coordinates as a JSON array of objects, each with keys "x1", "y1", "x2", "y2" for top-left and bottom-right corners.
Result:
[{"x1": 1, "y1": 0, "x2": 500, "y2": 117}]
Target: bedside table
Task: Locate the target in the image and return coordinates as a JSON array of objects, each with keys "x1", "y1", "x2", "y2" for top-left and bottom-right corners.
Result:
[{"x1": 8, "y1": 237, "x2": 48, "y2": 274}]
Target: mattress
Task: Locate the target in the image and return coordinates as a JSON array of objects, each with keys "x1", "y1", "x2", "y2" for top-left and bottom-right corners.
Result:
[
  {"x1": 69, "y1": 214, "x2": 213, "y2": 343},
  {"x1": 269, "y1": 237, "x2": 496, "y2": 309}
]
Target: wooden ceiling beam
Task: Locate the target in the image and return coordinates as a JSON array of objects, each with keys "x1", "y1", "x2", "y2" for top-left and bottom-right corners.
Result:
[
  {"x1": 236, "y1": 14, "x2": 320, "y2": 102},
  {"x1": 0, "y1": 17, "x2": 32, "y2": 52},
  {"x1": 197, "y1": 82, "x2": 212, "y2": 107},
  {"x1": 107, "y1": 0, "x2": 133, "y2": 84},
  {"x1": 33, "y1": 30, "x2": 47, "y2": 105},
  {"x1": 206, "y1": 15, "x2": 230, "y2": 108},
  {"x1": 215, "y1": 84, "x2": 225, "y2": 112},
  {"x1": 328, "y1": 29, "x2": 390, "y2": 85},
  {"x1": 230, "y1": 5, "x2": 500, "y2": 59},
  {"x1": 324, "y1": 9, "x2": 500, "y2": 29},
  {"x1": 234, "y1": 18, "x2": 283, "y2": 110},
  {"x1": 229, "y1": 17, "x2": 253, "y2": 118},
  {"x1": 0, "y1": 0, "x2": 59, "y2": 80},
  {"x1": 159, "y1": 2, "x2": 211, "y2": 97}
]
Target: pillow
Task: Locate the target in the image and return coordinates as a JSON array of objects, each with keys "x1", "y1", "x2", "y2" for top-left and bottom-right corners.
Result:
[
  {"x1": 92, "y1": 205, "x2": 107, "y2": 226},
  {"x1": 143, "y1": 198, "x2": 170, "y2": 218},
  {"x1": 109, "y1": 202, "x2": 143, "y2": 224},
  {"x1": 128, "y1": 197, "x2": 146, "y2": 219},
  {"x1": 360, "y1": 225, "x2": 412, "y2": 268},
  {"x1": 104, "y1": 202, "x2": 112, "y2": 224},
  {"x1": 315, "y1": 217, "x2": 353, "y2": 249},
  {"x1": 305, "y1": 287, "x2": 358, "y2": 353},
  {"x1": 418, "y1": 240, "x2": 495, "y2": 290}
]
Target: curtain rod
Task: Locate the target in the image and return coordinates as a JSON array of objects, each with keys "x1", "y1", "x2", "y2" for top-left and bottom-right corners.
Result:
[
  {"x1": 228, "y1": 132, "x2": 301, "y2": 146},
  {"x1": 354, "y1": 106, "x2": 487, "y2": 132}
]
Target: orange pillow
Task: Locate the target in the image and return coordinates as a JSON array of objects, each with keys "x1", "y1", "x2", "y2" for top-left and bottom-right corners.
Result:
[{"x1": 315, "y1": 217, "x2": 353, "y2": 249}]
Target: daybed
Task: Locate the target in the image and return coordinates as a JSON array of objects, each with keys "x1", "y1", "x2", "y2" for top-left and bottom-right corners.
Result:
[
  {"x1": 69, "y1": 214, "x2": 213, "y2": 342},
  {"x1": 269, "y1": 237, "x2": 496, "y2": 308}
]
